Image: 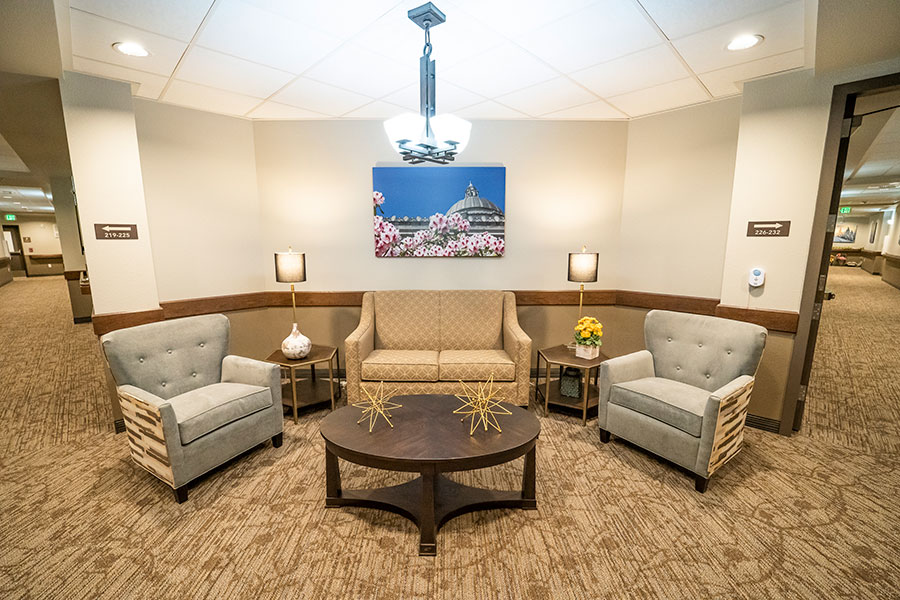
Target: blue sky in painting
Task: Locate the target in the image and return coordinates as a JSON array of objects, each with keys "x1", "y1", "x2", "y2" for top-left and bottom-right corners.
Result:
[{"x1": 373, "y1": 166, "x2": 505, "y2": 218}]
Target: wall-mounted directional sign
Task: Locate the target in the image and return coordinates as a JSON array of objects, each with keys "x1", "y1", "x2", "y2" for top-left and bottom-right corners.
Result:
[
  {"x1": 94, "y1": 223, "x2": 138, "y2": 240},
  {"x1": 746, "y1": 220, "x2": 791, "y2": 237}
]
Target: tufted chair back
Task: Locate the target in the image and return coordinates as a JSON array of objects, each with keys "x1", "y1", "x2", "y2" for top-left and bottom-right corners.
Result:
[
  {"x1": 101, "y1": 314, "x2": 230, "y2": 400},
  {"x1": 644, "y1": 310, "x2": 767, "y2": 392}
]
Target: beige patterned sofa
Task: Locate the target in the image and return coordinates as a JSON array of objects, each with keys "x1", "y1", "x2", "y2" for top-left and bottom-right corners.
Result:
[{"x1": 345, "y1": 290, "x2": 532, "y2": 406}]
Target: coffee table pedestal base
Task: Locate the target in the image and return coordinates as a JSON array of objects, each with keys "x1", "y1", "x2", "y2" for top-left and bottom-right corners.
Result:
[{"x1": 326, "y1": 470, "x2": 536, "y2": 556}]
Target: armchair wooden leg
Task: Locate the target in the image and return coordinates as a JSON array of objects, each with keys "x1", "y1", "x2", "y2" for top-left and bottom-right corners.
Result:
[
  {"x1": 599, "y1": 428, "x2": 611, "y2": 443},
  {"x1": 694, "y1": 475, "x2": 709, "y2": 493},
  {"x1": 174, "y1": 485, "x2": 188, "y2": 503},
  {"x1": 272, "y1": 433, "x2": 283, "y2": 448}
]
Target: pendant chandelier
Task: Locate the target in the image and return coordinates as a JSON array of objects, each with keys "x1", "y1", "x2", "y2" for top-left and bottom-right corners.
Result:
[{"x1": 383, "y1": 3, "x2": 471, "y2": 165}]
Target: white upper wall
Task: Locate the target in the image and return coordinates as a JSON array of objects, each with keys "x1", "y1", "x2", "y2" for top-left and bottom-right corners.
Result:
[
  {"x1": 59, "y1": 71, "x2": 159, "y2": 314},
  {"x1": 252, "y1": 119, "x2": 627, "y2": 292},
  {"x1": 133, "y1": 99, "x2": 264, "y2": 302},
  {"x1": 619, "y1": 97, "x2": 742, "y2": 298}
]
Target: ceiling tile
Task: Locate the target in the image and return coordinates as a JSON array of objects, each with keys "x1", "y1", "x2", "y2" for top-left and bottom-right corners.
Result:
[
  {"x1": 672, "y1": 1, "x2": 804, "y2": 74},
  {"x1": 302, "y1": 44, "x2": 413, "y2": 99},
  {"x1": 271, "y1": 77, "x2": 373, "y2": 116},
  {"x1": 70, "y1": 9, "x2": 187, "y2": 76},
  {"x1": 343, "y1": 101, "x2": 409, "y2": 119},
  {"x1": 161, "y1": 80, "x2": 261, "y2": 116},
  {"x1": 452, "y1": 0, "x2": 596, "y2": 38},
  {"x1": 69, "y1": 0, "x2": 214, "y2": 42},
  {"x1": 441, "y1": 43, "x2": 557, "y2": 98},
  {"x1": 516, "y1": 0, "x2": 664, "y2": 73},
  {"x1": 495, "y1": 77, "x2": 598, "y2": 117},
  {"x1": 354, "y1": 1, "x2": 504, "y2": 70},
  {"x1": 382, "y1": 78, "x2": 485, "y2": 113},
  {"x1": 569, "y1": 44, "x2": 689, "y2": 98},
  {"x1": 540, "y1": 99, "x2": 627, "y2": 120},
  {"x1": 176, "y1": 47, "x2": 295, "y2": 98},
  {"x1": 699, "y1": 49, "x2": 804, "y2": 97},
  {"x1": 242, "y1": 0, "x2": 396, "y2": 39},
  {"x1": 608, "y1": 78, "x2": 709, "y2": 117},
  {"x1": 71, "y1": 55, "x2": 169, "y2": 99},
  {"x1": 455, "y1": 101, "x2": 528, "y2": 120},
  {"x1": 197, "y1": 0, "x2": 341, "y2": 74},
  {"x1": 247, "y1": 101, "x2": 327, "y2": 120},
  {"x1": 640, "y1": 0, "x2": 790, "y2": 39}
]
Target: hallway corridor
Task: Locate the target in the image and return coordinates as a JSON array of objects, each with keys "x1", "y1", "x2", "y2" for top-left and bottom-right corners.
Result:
[
  {"x1": 805, "y1": 267, "x2": 900, "y2": 454},
  {"x1": 0, "y1": 276, "x2": 112, "y2": 459}
]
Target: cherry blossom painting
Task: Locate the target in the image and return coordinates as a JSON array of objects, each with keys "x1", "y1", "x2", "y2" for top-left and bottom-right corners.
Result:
[{"x1": 372, "y1": 166, "x2": 506, "y2": 258}]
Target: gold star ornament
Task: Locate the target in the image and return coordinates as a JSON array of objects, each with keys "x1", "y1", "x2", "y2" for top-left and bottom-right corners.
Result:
[
  {"x1": 454, "y1": 374, "x2": 512, "y2": 435},
  {"x1": 353, "y1": 381, "x2": 403, "y2": 433}
]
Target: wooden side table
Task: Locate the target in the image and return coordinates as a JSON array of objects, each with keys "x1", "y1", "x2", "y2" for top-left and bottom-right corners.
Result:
[
  {"x1": 265, "y1": 345, "x2": 341, "y2": 423},
  {"x1": 535, "y1": 344, "x2": 608, "y2": 425}
]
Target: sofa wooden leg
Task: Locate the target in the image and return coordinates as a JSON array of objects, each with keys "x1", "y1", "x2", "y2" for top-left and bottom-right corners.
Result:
[
  {"x1": 174, "y1": 485, "x2": 188, "y2": 503},
  {"x1": 599, "y1": 428, "x2": 610, "y2": 443},
  {"x1": 694, "y1": 475, "x2": 709, "y2": 493},
  {"x1": 272, "y1": 433, "x2": 283, "y2": 448}
]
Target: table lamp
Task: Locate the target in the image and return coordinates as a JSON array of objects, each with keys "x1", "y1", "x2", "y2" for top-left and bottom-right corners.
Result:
[
  {"x1": 567, "y1": 245, "x2": 599, "y2": 317},
  {"x1": 275, "y1": 247, "x2": 311, "y2": 359}
]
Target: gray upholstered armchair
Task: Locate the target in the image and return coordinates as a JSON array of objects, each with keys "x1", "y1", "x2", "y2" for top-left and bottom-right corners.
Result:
[
  {"x1": 100, "y1": 314, "x2": 283, "y2": 503},
  {"x1": 598, "y1": 310, "x2": 767, "y2": 492}
]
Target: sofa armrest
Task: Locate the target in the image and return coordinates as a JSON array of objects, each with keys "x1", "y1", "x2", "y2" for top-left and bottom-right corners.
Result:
[
  {"x1": 696, "y1": 375, "x2": 755, "y2": 477},
  {"x1": 117, "y1": 384, "x2": 182, "y2": 487},
  {"x1": 503, "y1": 293, "x2": 532, "y2": 405},
  {"x1": 345, "y1": 292, "x2": 375, "y2": 403},
  {"x1": 598, "y1": 350, "x2": 654, "y2": 428},
  {"x1": 221, "y1": 355, "x2": 281, "y2": 407}
]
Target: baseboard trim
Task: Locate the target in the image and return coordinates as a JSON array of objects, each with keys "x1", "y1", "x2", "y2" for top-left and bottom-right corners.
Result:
[
  {"x1": 113, "y1": 418, "x2": 125, "y2": 434},
  {"x1": 73, "y1": 316, "x2": 92, "y2": 324},
  {"x1": 745, "y1": 414, "x2": 780, "y2": 433}
]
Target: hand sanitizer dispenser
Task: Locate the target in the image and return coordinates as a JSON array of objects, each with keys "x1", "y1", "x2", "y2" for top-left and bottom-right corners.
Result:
[{"x1": 749, "y1": 267, "x2": 765, "y2": 288}]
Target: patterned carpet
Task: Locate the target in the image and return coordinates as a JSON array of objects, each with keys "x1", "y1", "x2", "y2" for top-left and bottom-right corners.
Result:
[
  {"x1": 804, "y1": 267, "x2": 900, "y2": 454},
  {"x1": 1, "y1": 275, "x2": 899, "y2": 599}
]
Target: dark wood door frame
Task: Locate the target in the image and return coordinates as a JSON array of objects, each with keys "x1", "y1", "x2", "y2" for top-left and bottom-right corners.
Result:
[
  {"x1": 781, "y1": 71, "x2": 900, "y2": 435},
  {"x1": 3, "y1": 224, "x2": 27, "y2": 276}
]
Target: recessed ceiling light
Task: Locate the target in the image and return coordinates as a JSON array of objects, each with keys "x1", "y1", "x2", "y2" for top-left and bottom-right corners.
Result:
[
  {"x1": 727, "y1": 34, "x2": 764, "y2": 51},
  {"x1": 112, "y1": 41, "x2": 149, "y2": 57}
]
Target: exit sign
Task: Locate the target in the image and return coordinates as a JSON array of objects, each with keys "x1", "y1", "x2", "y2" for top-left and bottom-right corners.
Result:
[
  {"x1": 839, "y1": 206, "x2": 852, "y2": 214},
  {"x1": 4, "y1": 214, "x2": 15, "y2": 221}
]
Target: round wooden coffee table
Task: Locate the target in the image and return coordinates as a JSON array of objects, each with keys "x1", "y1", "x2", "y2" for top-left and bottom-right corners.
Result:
[{"x1": 320, "y1": 394, "x2": 540, "y2": 555}]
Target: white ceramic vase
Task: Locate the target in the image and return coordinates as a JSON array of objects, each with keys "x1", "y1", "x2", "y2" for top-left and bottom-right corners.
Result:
[
  {"x1": 575, "y1": 344, "x2": 600, "y2": 360},
  {"x1": 282, "y1": 323, "x2": 311, "y2": 359}
]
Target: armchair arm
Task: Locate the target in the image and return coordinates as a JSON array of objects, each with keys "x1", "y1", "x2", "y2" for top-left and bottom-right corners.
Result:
[
  {"x1": 117, "y1": 384, "x2": 182, "y2": 487},
  {"x1": 503, "y1": 293, "x2": 532, "y2": 406},
  {"x1": 221, "y1": 355, "x2": 281, "y2": 408},
  {"x1": 598, "y1": 350, "x2": 654, "y2": 429},
  {"x1": 696, "y1": 375, "x2": 754, "y2": 477},
  {"x1": 344, "y1": 292, "x2": 375, "y2": 403}
]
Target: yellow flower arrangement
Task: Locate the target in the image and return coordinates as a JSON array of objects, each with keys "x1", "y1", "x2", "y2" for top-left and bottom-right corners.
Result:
[{"x1": 574, "y1": 316, "x2": 603, "y2": 347}]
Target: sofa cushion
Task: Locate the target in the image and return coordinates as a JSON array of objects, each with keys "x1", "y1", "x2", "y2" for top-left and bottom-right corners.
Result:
[
  {"x1": 373, "y1": 290, "x2": 441, "y2": 350},
  {"x1": 439, "y1": 349, "x2": 515, "y2": 381},
  {"x1": 361, "y1": 350, "x2": 439, "y2": 382},
  {"x1": 609, "y1": 377, "x2": 708, "y2": 437},
  {"x1": 169, "y1": 382, "x2": 272, "y2": 445},
  {"x1": 440, "y1": 290, "x2": 503, "y2": 350}
]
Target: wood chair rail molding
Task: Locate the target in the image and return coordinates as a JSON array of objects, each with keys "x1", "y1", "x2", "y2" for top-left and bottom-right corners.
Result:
[{"x1": 92, "y1": 289, "x2": 800, "y2": 336}]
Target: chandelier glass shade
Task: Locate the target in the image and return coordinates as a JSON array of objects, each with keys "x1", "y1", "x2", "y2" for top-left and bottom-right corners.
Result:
[{"x1": 384, "y1": 3, "x2": 471, "y2": 165}]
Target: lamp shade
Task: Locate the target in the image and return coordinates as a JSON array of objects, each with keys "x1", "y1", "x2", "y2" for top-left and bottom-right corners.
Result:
[
  {"x1": 568, "y1": 252, "x2": 599, "y2": 283},
  {"x1": 383, "y1": 112, "x2": 472, "y2": 155},
  {"x1": 274, "y1": 251, "x2": 306, "y2": 283}
]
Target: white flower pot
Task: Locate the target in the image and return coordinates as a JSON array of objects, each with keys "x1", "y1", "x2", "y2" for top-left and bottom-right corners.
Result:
[
  {"x1": 282, "y1": 323, "x2": 311, "y2": 359},
  {"x1": 575, "y1": 344, "x2": 599, "y2": 360}
]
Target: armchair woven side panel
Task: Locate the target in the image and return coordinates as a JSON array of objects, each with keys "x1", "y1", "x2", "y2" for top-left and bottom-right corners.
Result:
[
  {"x1": 118, "y1": 389, "x2": 174, "y2": 488},
  {"x1": 707, "y1": 379, "x2": 754, "y2": 476},
  {"x1": 503, "y1": 292, "x2": 532, "y2": 406},
  {"x1": 345, "y1": 292, "x2": 375, "y2": 404}
]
